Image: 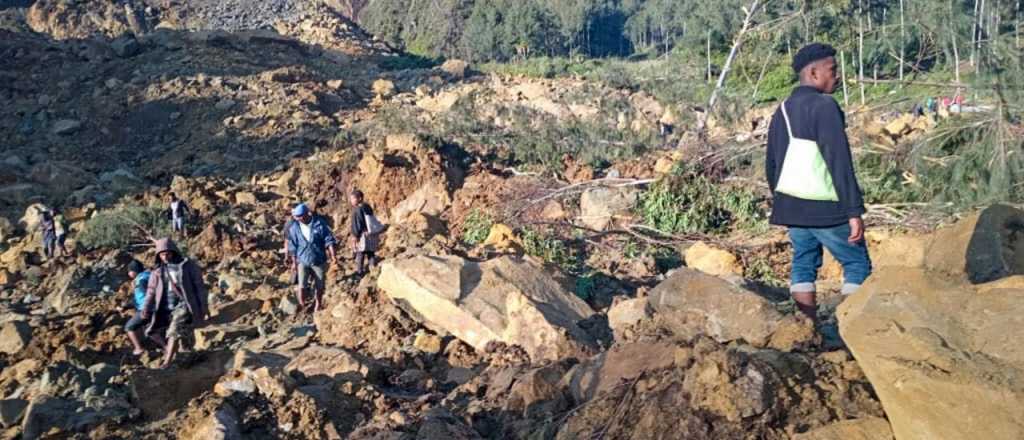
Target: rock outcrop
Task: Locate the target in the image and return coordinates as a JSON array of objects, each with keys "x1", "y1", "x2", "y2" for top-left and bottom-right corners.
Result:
[
  {"x1": 648, "y1": 267, "x2": 815, "y2": 350},
  {"x1": 838, "y1": 267, "x2": 1024, "y2": 440},
  {"x1": 377, "y1": 255, "x2": 597, "y2": 362},
  {"x1": 793, "y1": 417, "x2": 894, "y2": 440},
  {"x1": 923, "y1": 204, "x2": 1024, "y2": 284},
  {"x1": 579, "y1": 187, "x2": 638, "y2": 231}
]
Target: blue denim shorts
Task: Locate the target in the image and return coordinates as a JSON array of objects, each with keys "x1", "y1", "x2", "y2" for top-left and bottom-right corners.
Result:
[{"x1": 788, "y1": 223, "x2": 872, "y2": 295}]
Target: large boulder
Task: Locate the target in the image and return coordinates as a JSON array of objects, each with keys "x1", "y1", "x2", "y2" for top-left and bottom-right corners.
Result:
[
  {"x1": 439, "y1": 59, "x2": 470, "y2": 79},
  {"x1": 0, "y1": 398, "x2": 28, "y2": 429},
  {"x1": 648, "y1": 267, "x2": 814, "y2": 350},
  {"x1": 793, "y1": 417, "x2": 894, "y2": 440},
  {"x1": 838, "y1": 267, "x2": 1024, "y2": 440},
  {"x1": 923, "y1": 204, "x2": 1024, "y2": 283},
  {"x1": 684, "y1": 241, "x2": 743, "y2": 278},
  {"x1": 606, "y1": 297, "x2": 651, "y2": 340},
  {"x1": 0, "y1": 321, "x2": 32, "y2": 355},
  {"x1": 579, "y1": 187, "x2": 638, "y2": 231},
  {"x1": 377, "y1": 255, "x2": 597, "y2": 362},
  {"x1": 20, "y1": 396, "x2": 133, "y2": 440},
  {"x1": 0, "y1": 216, "x2": 14, "y2": 241},
  {"x1": 181, "y1": 404, "x2": 242, "y2": 440},
  {"x1": 389, "y1": 182, "x2": 451, "y2": 225},
  {"x1": 18, "y1": 203, "x2": 49, "y2": 232},
  {"x1": 563, "y1": 342, "x2": 680, "y2": 404},
  {"x1": 129, "y1": 352, "x2": 230, "y2": 419},
  {"x1": 285, "y1": 345, "x2": 384, "y2": 382}
]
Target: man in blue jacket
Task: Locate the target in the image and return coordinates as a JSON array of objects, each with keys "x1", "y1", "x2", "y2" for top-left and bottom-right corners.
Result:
[
  {"x1": 286, "y1": 203, "x2": 338, "y2": 313},
  {"x1": 765, "y1": 43, "x2": 872, "y2": 322}
]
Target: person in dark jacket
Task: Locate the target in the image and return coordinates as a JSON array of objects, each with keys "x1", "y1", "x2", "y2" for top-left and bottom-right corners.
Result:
[
  {"x1": 765, "y1": 43, "x2": 872, "y2": 322},
  {"x1": 142, "y1": 238, "x2": 208, "y2": 368},
  {"x1": 285, "y1": 203, "x2": 337, "y2": 313},
  {"x1": 39, "y1": 208, "x2": 57, "y2": 260},
  {"x1": 349, "y1": 189, "x2": 379, "y2": 276}
]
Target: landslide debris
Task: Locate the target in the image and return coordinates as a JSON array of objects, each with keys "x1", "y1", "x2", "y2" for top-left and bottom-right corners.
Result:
[{"x1": 1, "y1": 2, "x2": 1015, "y2": 439}]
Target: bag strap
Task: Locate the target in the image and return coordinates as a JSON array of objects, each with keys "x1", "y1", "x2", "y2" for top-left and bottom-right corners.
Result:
[
  {"x1": 779, "y1": 100, "x2": 794, "y2": 139},
  {"x1": 163, "y1": 264, "x2": 186, "y2": 299}
]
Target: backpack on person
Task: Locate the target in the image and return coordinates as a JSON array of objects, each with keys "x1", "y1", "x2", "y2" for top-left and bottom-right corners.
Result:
[
  {"x1": 364, "y1": 214, "x2": 386, "y2": 235},
  {"x1": 364, "y1": 213, "x2": 386, "y2": 235},
  {"x1": 773, "y1": 100, "x2": 839, "y2": 201}
]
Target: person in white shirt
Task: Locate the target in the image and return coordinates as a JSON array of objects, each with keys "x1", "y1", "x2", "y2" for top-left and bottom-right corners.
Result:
[{"x1": 167, "y1": 192, "x2": 191, "y2": 238}]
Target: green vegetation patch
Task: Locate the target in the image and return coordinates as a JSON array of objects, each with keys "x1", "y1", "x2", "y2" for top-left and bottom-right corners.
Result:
[
  {"x1": 77, "y1": 205, "x2": 171, "y2": 250},
  {"x1": 637, "y1": 164, "x2": 766, "y2": 235}
]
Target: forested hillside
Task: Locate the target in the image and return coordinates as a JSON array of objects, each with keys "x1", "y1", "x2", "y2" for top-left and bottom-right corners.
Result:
[{"x1": 358, "y1": 0, "x2": 1024, "y2": 210}]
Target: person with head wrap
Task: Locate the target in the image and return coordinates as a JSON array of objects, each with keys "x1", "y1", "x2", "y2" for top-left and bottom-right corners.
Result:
[
  {"x1": 141, "y1": 238, "x2": 208, "y2": 368},
  {"x1": 765, "y1": 43, "x2": 872, "y2": 323}
]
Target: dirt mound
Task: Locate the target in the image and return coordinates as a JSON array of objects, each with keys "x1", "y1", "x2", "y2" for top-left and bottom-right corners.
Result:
[
  {"x1": 554, "y1": 338, "x2": 882, "y2": 439},
  {"x1": 26, "y1": 0, "x2": 158, "y2": 39}
]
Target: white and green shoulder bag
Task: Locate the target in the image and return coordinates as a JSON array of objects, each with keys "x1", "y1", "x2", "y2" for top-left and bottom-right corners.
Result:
[{"x1": 774, "y1": 101, "x2": 839, "y2": 201}]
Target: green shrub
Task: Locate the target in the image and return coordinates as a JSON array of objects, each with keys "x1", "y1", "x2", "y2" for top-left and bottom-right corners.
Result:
[
  {"x1": 637, "y1": 165, "x2": 766, "y2": 235},
  {"x1": 519, "y1": 226, "x2": 598, "y2": 299},
  {"x1": 744, "y1": 257, "x2": 787, "y2": 288},
  {"x1": 520, "y1": 226, "x2": 576, "y2": 271},
  {"x1": 461, "y1": 209, "x2": 494, "y2": 245},
  {"x1": 376, "y1": 53, "x2": 439, "y2": 71},
  {"x1": 753, "y1": 63, "x2": 796, "y2": 103},
  {"x1": 77, "y1": 205, "x2": 172, "y2": 250}
]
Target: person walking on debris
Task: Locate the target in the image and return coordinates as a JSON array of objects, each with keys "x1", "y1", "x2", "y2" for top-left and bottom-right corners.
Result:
[
  {"x1": 53, "y1": 211, "x2": 68, "y2": 257},
  {"x1": 167, "y1": 193, "x2": 191, "y2": 238},
  {"x1": 765, "y1": 43, "x2": 872, "y2": 323},
  {"x1": 125, "y1": 260, "x2": 165, "y2": 355},
  {"x1": 142, "y1": 238, "x2": 208, "y2": 368},
  {"x1": 39, "y1": 208, "x2": 58, "y2": 260},
  {"x1": 286, "y1": 203, "x2": 337, "y2": 313},
  {"x1": 349, "y1": 190, "x2": 382, "y2": 276}
]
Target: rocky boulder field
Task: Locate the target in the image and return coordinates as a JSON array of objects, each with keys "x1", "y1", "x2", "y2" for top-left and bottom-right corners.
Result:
[{"x1": 2, "y1": 1, "x2": 1024, "y2": 439}]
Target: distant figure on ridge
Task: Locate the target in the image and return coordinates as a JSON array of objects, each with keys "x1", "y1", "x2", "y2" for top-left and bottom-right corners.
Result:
[
  {"x1": 765, "y1": 43, "x2": 872, "y2": 323},
  {"x1": 142, "y1": 238, "x2": 208, "y2": 369},
  {"x1": 167, "y1": 192, "x2": 191, "y2": 238},
  {"x1": 286, "y1": 203, "x2": 337, "y2": 313},
  {"x1": 53, "y1": 210, "x2": 68, "y2": 257},
  {"x1": 349, "y1": 189, "x2": 381, "y2": 276},
  {"x1": 38, "y1": 208, "x2": 58, "y2": 260}
]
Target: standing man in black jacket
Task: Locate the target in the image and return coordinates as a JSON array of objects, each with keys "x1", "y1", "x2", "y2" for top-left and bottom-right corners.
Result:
[{"x1": 765, "y1": 43, "x2": 872, "y2": 322}]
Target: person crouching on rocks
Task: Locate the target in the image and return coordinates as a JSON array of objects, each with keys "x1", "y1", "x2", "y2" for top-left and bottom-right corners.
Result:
[
  {"x1": 142, "y1": 238, "x2": 208, "y2": 369},
  {"x1": 349, "y1": 189, "x2": 380, "y2": 276},
  {"x1": 285, "y1": 203, "x2": 337, "y2": 313},
  {"x1": 125, "y1": 260, "x2": 165, "y2": 355}
]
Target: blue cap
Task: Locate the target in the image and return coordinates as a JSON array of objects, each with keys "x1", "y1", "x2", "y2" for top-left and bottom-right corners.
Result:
[{"x1": 292, "y1": 203, "x2": 309, "y2": 217}]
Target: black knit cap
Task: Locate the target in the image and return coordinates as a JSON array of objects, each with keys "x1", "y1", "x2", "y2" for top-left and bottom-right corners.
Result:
[
  {"x1": 792, "y1": 43, "x2": 837, "y2": 74},
  {"x1": 128, "y1": 259, "x2": 145, "y2": 274}
]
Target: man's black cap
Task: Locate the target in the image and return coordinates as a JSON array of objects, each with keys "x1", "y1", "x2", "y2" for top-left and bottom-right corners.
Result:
[{"x1": 792, "y1": 43, "x2": 837, "y2": 74}]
